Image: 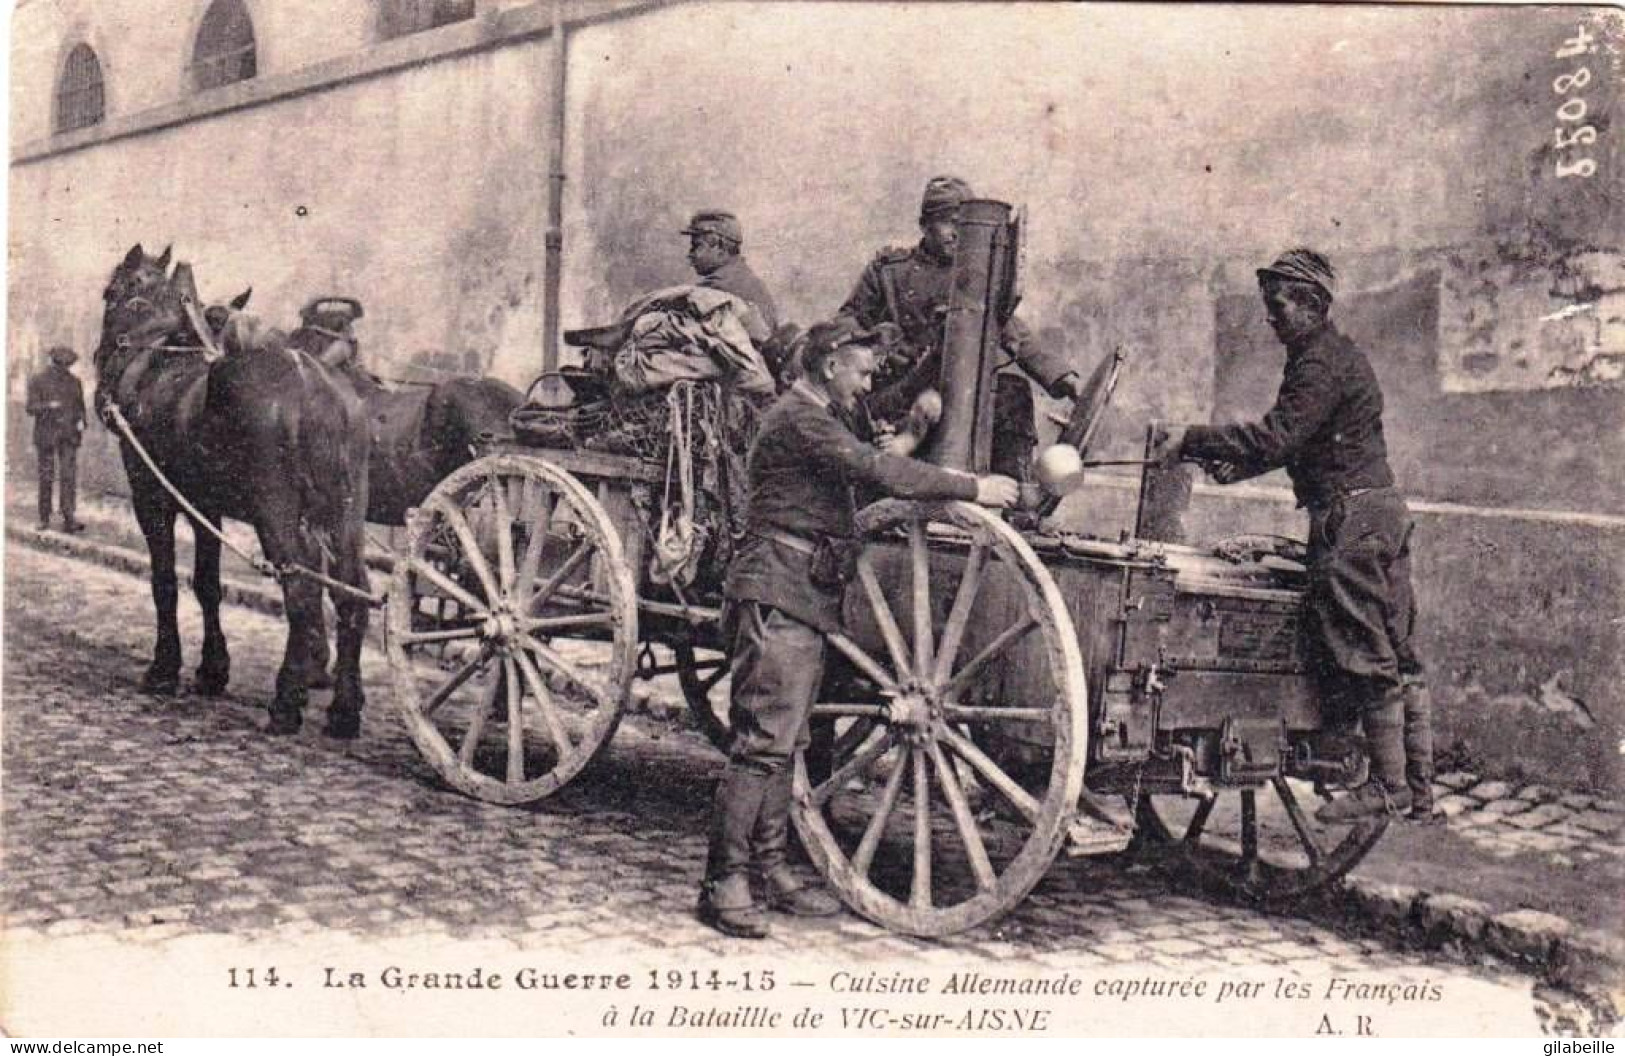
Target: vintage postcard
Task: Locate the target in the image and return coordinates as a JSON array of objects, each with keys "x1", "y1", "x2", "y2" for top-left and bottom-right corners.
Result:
[{"x1": 3, "y1": 0, "x2": 1621, "y2": 1039}]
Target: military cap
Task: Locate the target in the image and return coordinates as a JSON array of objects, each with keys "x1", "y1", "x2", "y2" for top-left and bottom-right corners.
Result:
[
  {"x1": 680, "y1": 210, "x2": 744, "y2": 246},
  {"x1": 47, "y1": 345, "x2": 77, "y2": 366},
  {"x1": 920, "y1": 175, "x2": 973, "y2": 221},
  {"x1": 1257, "y1": 248, "x2": 1337, "y2": 300}
]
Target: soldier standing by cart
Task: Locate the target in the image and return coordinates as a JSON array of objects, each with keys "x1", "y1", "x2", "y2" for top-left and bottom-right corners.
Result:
[
  {"x1": 1153, "y1": 249, "x2": 1435, "y2": 824},
  {"x1": 699, "y1": 320, "x2": 1020, "y2": 939},
  {"x1": 836, "y1": 176, "x2": 1083, "y2": 482},
  {"x1": 26, "y1": 345, "x2": 87, "y2": 534}
]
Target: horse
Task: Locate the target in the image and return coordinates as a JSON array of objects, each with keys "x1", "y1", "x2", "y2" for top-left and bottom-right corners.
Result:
[
  {"x1": 218, "y1": 289, "x2": 525, "y2": 526},
  {"x1": 93, "y1": 244, "x2": 374, "y2": 738}
]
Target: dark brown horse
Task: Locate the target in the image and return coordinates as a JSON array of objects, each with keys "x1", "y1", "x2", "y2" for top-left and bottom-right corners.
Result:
[
  {"x1": 224, "y1": 290, "x2": 524, "y2": 526},
  {"x1": 93, "y1": 244, "x2": 373, "y2": 737}
]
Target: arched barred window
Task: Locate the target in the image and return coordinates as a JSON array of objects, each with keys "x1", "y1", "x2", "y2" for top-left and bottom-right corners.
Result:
[
  {"x1": 379, "y1": 0, "x2": 475, "y2": 40},
  {"x1": 190, "y1": 0, "x2": 257, "y2": 91},
  {"x1": 54, "y1": 43, "x2": 105, "y2": 133}
]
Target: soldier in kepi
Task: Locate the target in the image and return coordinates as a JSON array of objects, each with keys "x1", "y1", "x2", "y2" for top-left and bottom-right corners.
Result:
[
  {"x1": 26, "y1": 345, "x2": 88, "y2": 534},
  {"x1": 1152, "y1": 249, "x2": 1435, "y2": 824},
  {"x1": 699, "y1": 321, "x2": 1021, "y2": 939},
  {"x1": 836, "y1": 175, "x2": 1083, "y2": 483},
  {"x1": 682, "y1": 209, "x2": 780, "y2": 339}
]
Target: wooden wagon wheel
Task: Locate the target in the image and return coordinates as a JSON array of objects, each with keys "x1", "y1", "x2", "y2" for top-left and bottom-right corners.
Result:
[
  {"x1": 1133, "y1": 780, "x2": 1388, "y2": 904},
  {"x1": 790, "y1": 499, "x2": 1088, "y2": 936},
  {"x1": 673, "y1": 639, "x2": 732, "y2": 749},
  {"x1": 385, "y1": 453, "x2": 637, "y2": 804}
]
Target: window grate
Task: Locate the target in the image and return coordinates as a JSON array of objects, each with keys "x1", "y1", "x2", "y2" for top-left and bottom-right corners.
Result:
[
  {"x1": 379, "y1": 0, "x2": 475, "y2": 40},
  {"x1": 55, "y1": 43, "x2": 105, "y2": 133},
  {"x1": 190, "y1": 0, "x2": 257, "y2": 90}
]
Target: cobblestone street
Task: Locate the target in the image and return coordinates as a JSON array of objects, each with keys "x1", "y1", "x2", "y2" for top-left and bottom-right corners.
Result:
[{"x1": 0, "y1": 544, "x2": 1590, "y2": 1034}]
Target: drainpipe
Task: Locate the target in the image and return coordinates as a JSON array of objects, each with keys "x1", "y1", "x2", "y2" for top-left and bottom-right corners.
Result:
[{"x1": 542, "y1": 0, "x2": 568, "y2": 372}]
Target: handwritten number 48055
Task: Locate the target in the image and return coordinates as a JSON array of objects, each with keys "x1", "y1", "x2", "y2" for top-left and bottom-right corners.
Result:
[{"x1": 1553, "y1": 25, "x2": 1597, "y2": 179}]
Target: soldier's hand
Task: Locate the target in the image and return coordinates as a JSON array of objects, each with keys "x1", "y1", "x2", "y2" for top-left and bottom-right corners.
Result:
[
  {"x1": 878, "y1": 432, "x2": 921, "y2": 457},
  {"x1": 1052, "y1": 373, "x2": 1081, "y2": 401},
  {"x1": 973, "y1": 474, "x2": 1020, "y2": 509},
  {"x1": 1148, "y1": 422, "x2": 1187, "y2": 469},
  {"x1": 1206, "y1": 460, "x2": 1243, "y2": 485}
]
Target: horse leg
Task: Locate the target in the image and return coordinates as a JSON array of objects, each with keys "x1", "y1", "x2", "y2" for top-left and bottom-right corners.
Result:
[
  {"x1": 258, "y1": 505, "x2": 321, "y2": 736},
  {"x1": 192, "y1": 511, "x2": 231, "y2": 697},
  {"x1": 324, "y1": 526, "x2": 371, "y2": 740},
  {"x1": 132, "y1": 482, "x2": 182, "y2": 695}
]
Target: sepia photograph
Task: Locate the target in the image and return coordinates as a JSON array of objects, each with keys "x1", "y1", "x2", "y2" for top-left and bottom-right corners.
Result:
[{"x1": 2, "y1": 0, "x2": 1621, "y2": 1039}]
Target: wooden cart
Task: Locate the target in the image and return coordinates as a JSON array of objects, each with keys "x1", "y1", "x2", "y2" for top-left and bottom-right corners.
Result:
[{"x1": 382, "y1": 204, "x2": 1387, "y2": 938}]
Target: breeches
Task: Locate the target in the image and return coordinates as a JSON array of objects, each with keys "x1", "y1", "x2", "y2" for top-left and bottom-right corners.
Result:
[
  {"x1": 726, "y1": 601, "x2": 827, "y2": 774},
  {"x1": 1305, "y1": 487, "x2": 1419, "y2": 704}
]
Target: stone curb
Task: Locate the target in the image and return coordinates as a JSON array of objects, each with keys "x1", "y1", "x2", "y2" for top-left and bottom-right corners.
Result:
[
  {"x1": 7, "y1": 524, "x2": 287, "y2": 618},
  {"x1": 1322, "y1": 875, "x2": 1622, "y2": 1006},
  {"x1": 11, "y1": 522, "x2": 1620, "y2": 999}
]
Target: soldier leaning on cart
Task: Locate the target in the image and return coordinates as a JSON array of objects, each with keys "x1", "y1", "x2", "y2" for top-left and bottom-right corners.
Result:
[
  {"x1": 699, "y1": 321, "x2": 1022, "y2": 939},
  {"x1": 26, "y1": 345, "x2": 88, "y2": 534},
  {"x1": 1153, "y1": 249, "x2": 1436, "y2": 825},
  {"x1": 835, "y1": 175, "x2": 1083, "y2": 482}
]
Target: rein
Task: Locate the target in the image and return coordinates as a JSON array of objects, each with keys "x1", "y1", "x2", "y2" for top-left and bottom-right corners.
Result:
[{"x1": 100, "y1": 332, "x2": 385, "y2": 609}]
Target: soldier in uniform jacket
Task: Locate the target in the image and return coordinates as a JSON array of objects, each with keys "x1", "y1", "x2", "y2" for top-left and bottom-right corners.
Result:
[
  {"x1": 1154, "y1": 249, "x2": 1435, "y2": 824},
  {"x1": 682, "y1": 210, "x2": 780, "y2": 342},
  {"x1": 26, "y1": 345, "x2": 87, "y2": 533},
  {"x1": 698, "y1": 321, "x2": 1020, "y2": 939},
  {"x1": 837, "y1": 175, "x2": 1082, "y2": 482}
]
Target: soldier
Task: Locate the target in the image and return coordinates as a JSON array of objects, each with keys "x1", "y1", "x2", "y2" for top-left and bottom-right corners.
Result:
[
  {"x1": 26, "y1": 345, "x2": 87, "y2": 533},
  {"x1": 1152, "y1": 249, "x2": 1435, "y2": 824},
  {"x1": 837, "y1": 175, "x2": 1082, "y2": 482},
  {"x1": 682, "y1": 210, "x2": 780, "y2": 343},
  {"x1": 700, "y1": 320, "x2": 1020, "y2": 939}
]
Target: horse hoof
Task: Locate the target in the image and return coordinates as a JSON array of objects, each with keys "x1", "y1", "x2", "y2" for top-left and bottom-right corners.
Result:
[
  {"x1": 140, "y1": 671, "x2": 181, "y2": 696},
  {"x1": 307, "y1": 669, "x2": 335, "y2": 691},
  {"x1": 324, "y1": 712, "x2": 362, "y2": 740},
  {"x1": 194, "y1": 676, "x2": 230, "y2": 698},
  {"x1": 267, "y1": 711, "x2": 303, "y2": 736}
]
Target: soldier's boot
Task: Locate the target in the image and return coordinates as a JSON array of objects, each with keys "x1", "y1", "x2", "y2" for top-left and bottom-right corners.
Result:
[
  {"x1": 1402, "y1": 678, "x2": 1440, "y2": 824},
  {"x1": 755, "y1": 769, "x2": 840, "y2": 917},
  {"x1": 697, "y1": 766, "x2": 772, "y2": 939},
  {"x1": 1315, "y1": 688, "x2": 1412, "y2": 824}
]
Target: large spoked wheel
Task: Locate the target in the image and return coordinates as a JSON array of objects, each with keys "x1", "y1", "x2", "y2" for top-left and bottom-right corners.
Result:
[
  {"x1": 385, "y1": 453, "x2": 637, "y2": 804},
  {"x1": 791, "y1": 499, "x2": 1088, "y2": 937},
  {"x1": 673, "y1": 639, "x2": 732, "y2": 750},
  {"x1": 1134, "y1": 779, "x2": 1388, "y2": 904}
]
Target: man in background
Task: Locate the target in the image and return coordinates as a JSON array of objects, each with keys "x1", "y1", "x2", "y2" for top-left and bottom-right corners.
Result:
[{"x1": 26, "y1": 345, "x2": 87, "y2": 534}]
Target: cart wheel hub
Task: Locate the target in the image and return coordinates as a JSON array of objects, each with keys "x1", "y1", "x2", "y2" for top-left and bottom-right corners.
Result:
[
  {"x1": 483, "y1": 611, "x2": 519, "y2": 645},
  {"x1": 887, "y1": 685, "x2": 935, "y2": 732}
]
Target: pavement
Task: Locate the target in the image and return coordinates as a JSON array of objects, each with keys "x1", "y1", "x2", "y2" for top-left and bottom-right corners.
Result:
[{"x1": 3, "y1": 494, "x2": 1622, "y2": 1032}]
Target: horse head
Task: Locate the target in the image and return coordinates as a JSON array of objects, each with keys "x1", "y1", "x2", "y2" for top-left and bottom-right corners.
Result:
[{"x1": 95, "y1": 243, "x2": 188, "y2": 402}]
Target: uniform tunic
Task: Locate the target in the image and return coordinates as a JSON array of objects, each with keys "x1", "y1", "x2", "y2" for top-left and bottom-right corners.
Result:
[
  {"x1": 837, "y1": 240, "x2": 1073, "y2": 476},
  {"x1": 723, "y1": 381, "x2": 976, "y2": 770},
  {"x1": 1179, "y1": 322, "x2": 1418, "y2": 698}
]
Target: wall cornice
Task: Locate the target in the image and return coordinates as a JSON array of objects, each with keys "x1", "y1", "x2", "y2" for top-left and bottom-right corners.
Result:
[{"x1": 11, "y1": 0, "x2": 670, "y2": 167}]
